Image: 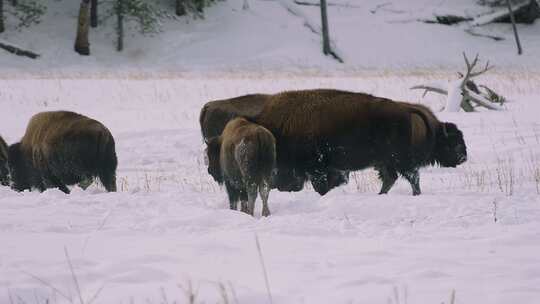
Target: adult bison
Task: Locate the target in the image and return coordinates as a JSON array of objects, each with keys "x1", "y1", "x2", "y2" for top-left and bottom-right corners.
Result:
[
  {"x1": 205, "y1": 117, "x2": 276, "y2": 216},
  {"x1": 0, "y1": 135, "x2": 8, "y2": 186},
  {"x1": 7, "y1": 111, "x2": 118, "y2": 193},
  {"x1": 199, "y1": 94, "x2": 349, "y2": 194},
  {"x1": 255, "y1": 89, "x2": 467, "y2": 195}
]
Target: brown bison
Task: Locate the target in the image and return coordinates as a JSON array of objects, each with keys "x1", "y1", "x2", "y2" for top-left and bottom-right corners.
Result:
[
  {"x1": 205, "y1": 117, "x2": 276, "y2": 216},
  {"x1": 7, "y1": 111, "x2": 118, "y2": 194},
  {"x1": 199, "y1": 94, "x2": 349, "y2": 194},
  {"x1": 255, "y1": 89, "x2": 467, "y2": 195},
  {"x1": 0, "y1": 135, "x2": 8, "y2": 186}
]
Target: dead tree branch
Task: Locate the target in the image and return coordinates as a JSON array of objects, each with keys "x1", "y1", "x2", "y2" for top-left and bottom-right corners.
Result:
[{"x1": 0, "y1": 40, "x2": 40, "y2": 59}]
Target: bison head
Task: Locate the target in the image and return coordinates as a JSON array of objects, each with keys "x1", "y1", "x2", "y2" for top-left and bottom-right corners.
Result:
[
  {"x1": 434, "y1": 122, "x2": 467, "y2": 168},
  {"x1": 204, "y1": 137, "x2": 223, "y2": 184}
]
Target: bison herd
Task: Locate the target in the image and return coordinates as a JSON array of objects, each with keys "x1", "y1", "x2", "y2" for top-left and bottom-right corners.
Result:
[{"x1": 0, "y1": 89, "x2": 467, "y2": 217}]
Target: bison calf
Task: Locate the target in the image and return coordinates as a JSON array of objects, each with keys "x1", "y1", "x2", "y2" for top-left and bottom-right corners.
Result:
[
  {"x1": 7, "y1": 111, "x2": 118, "y2": 193},
  {"x1": 205, "y1": 117, "x2": 276, "y2": 216}
]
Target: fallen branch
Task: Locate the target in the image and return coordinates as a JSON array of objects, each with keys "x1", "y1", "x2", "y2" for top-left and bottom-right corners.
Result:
[
  {"x1": 294, "y1": 0, "x2": 360, "y2": 8},
  {"x1": 410, "y1": 85, "x2": 448, "y2": 96},
  {"x1": 0, "y1": 40, "x2": 40, "y2": 59},
  {"x1": 464, "y1": 28, "x2": 505, "y2": 41},
  {"x1": 464, "y1": 88, "x2": 504, "y2": 110}
]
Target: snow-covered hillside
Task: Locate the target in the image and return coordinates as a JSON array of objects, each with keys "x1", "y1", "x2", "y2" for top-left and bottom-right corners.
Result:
[
  {"x1": 0, "y1": 0, "x2": 539, "y2": 73},
  {"x1": 1, "y1": 74, "x2": 540, "y2": 303}
]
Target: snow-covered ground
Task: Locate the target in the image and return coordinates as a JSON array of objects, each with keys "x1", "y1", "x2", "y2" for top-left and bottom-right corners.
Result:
[
  {"x1": 0, "y1": 0, "x2": 539, "y2": 73},
  {"x1": 1, "y1": 73, "x2": 540, "y2": 304}
]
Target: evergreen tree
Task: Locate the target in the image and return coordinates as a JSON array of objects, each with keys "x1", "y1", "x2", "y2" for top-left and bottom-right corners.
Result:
[{"x1": 0, "y1": 0, "x2": 45, "y2": 33}]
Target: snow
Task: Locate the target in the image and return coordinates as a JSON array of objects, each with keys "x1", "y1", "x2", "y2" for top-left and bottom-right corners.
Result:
[
  {"x1": 0, "y1": 0, "x2": 539, "y2": 73},
  {"x1": 445, "y1": 79, "x2": 464, "y2": 112},
  {"x1": 1, "y1": 74, "x2": 540, "y2": 303},
  {"x1": 1, "y1": 0, "x2": 540, "y2": 302}
]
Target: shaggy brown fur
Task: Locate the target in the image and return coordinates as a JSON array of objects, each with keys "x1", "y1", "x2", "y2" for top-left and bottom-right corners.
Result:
[
  {"x1": 255, "y1": 89, "x2": 467, "y2": 195},
  {"x1": 0, "y1": 135, "x2": 8, "y2": 186},
  {"x1": 206, "y1": 117, "x2": 276, "y2": 216},
  {"x1": 199, "y1": 94, "x2": 270, "y2": 140},
  {"x1": 8, "y1": 111, "x2": 118, "y2": 193},
  {"x1": 200, "y1": 93, "x2": 349, "y2": 194}
]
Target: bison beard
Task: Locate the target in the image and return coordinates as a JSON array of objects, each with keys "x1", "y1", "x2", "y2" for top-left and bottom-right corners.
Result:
[
  {"x1": 199, "y1": 93, "x2": 349, "y2": 195},
  {"x1": 255, "y1": 89, "x2": 467, "y2": 195},
  {"x1": 7, "y1": 111, "x2": 118, "y2": 194}
]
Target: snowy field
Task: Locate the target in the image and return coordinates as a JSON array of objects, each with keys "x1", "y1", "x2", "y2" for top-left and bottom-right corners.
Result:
[{"x1": 1, "y1": 72, "x2": 540, "y2": 304}]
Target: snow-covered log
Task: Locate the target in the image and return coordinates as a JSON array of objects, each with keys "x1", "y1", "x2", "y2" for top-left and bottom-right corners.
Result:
[{"x1": 411, "y1": 53, "x2": 506, "y2": 112}]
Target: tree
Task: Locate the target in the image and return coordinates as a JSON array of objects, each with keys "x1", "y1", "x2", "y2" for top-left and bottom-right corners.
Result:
[
  {"x1": 90, "y1": 0, "x2": 98, "y2": 27},
  {"x1": 176, "y1": 0, "x2": 186, "y2": 16},
  {"x1": 117, "y1": 0, "x2": 123, "y2": 51},
  {"x1": 74, "y1": 0, "x2": 91, "y2": 55},
  {"x1": 1, "y1": 0, "x2": 4, "y2": 33},
  {"x1": 320, "y1": 0, "x2": 330, "y2": 56}
]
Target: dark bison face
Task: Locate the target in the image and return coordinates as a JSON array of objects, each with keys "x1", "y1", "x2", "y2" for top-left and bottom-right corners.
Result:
[
  {"x1": 204, "y1": 137, "x2": 223, "y2": 184},
  {"x1": 435, "y1": 123, "x2": 467, "y2": 168}
]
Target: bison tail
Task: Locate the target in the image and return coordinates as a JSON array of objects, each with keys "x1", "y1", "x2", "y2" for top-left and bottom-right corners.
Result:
[{"x1": 97, "y1": 130, "x2": 118, "y2": 192}]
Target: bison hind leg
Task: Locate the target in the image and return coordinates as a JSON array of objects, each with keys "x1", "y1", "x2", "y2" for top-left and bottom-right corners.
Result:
[
  {"x1": 99, "y1": 170, "x2": 117, "y2": 192},
  {"x1": 259, "y1": 180, "x2": 271, "y2": 217},
  {"x1": 246, "y1": 182, "x2": 258, "y2": 216},
  {"x1": 376, "y1": 165, "x2": 398, "y2": 195},
  {"x1": 400, "y1": 168, "x2": 421, "y2": 196}
]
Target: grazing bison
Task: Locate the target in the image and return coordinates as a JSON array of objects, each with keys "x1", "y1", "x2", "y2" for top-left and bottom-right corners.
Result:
[
  {"x1": 0, "y1": 135, "x2": 9, "y2": 186},
  {"x1": 205, "y1": 117, "x2": 276, "y2": 216},
  {"x1": 7, "y1": 111, "x2": 118, "y2": 194},
  {"x1": 255, "y1": 89, "x2": 467, "y2": 195},
  {"x1": 199, "y1": 94, "x2": 349, "y2": 194}
]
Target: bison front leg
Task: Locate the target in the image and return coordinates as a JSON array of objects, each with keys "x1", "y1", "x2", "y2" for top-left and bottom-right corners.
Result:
[
  {"x1": 400, "y1": 169, "x2": 421, "y2": 196},
  {"x1": 376, "y1": 165, "x2": 398, "y2": 194}
]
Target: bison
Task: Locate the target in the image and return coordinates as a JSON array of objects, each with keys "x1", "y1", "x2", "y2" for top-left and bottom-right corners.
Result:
[
  {"x1": 199, "y1": 94, "x2": 349, "y2": 194},
  {"x1": 7, "y1": 111, "x2": 118, "y2": 194},
  {"x1": 254, "y1": 89, "x2": 467, "y2": 195},
  {"x1": 205, "y1": 117, "x2": 276, "y2": 216},
  {"x1": 0, "y1": 135, "x2": 8, "y2": 186}
]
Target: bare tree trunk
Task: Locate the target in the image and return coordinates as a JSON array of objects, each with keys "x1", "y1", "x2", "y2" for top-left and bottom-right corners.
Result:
[
  {"x1": 176, "y1": 0, "x2": 186, "y2": 16},
  {"x1": 0, "y1": 0, "x2": 4, "y2": 34},
  {"x1": 117, "y1": 0, "x2": 123, "y2": 52},
  {"x1": 320, "y1": 0, "x2": 331, "y2": 55},
  {"x1": 90, "y1": 0, "x2": 98, "y2": 27},
  {"x1": 506, "y1": 0, "x2": 523, "y2": 55},
  {"x1": 10, "y1": 0, "x2": 15, "y2": 6},
  {"x1": 74, "y1": 0, "x2": 91, "y2": 55}
]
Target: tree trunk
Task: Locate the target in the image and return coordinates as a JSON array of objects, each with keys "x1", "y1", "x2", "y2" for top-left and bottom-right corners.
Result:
[
  {"x1": 320, "y1": 0, "x2": 331, "y2": 55},
  {"x1": 74, "y1": 0, "x2": 91, "y2": 55},
  {"x1": 117, "y1": 0, "x2": 123, "y2": 52},
  {"x1": 176, "y1": 0, "x2": 186, "y2": 16},
  {"x1": 90, "y1": 0, "x2": 98, "y2": 27},
  {"x1": 0, "y1": 0, "x2": 4, "y2": 34},
  {"x1": 506, "y1": 0, "x2": 523, "y2": 55},
  {"x1": 10, "y1": 0, "x2": 15, "y2": 6}
]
